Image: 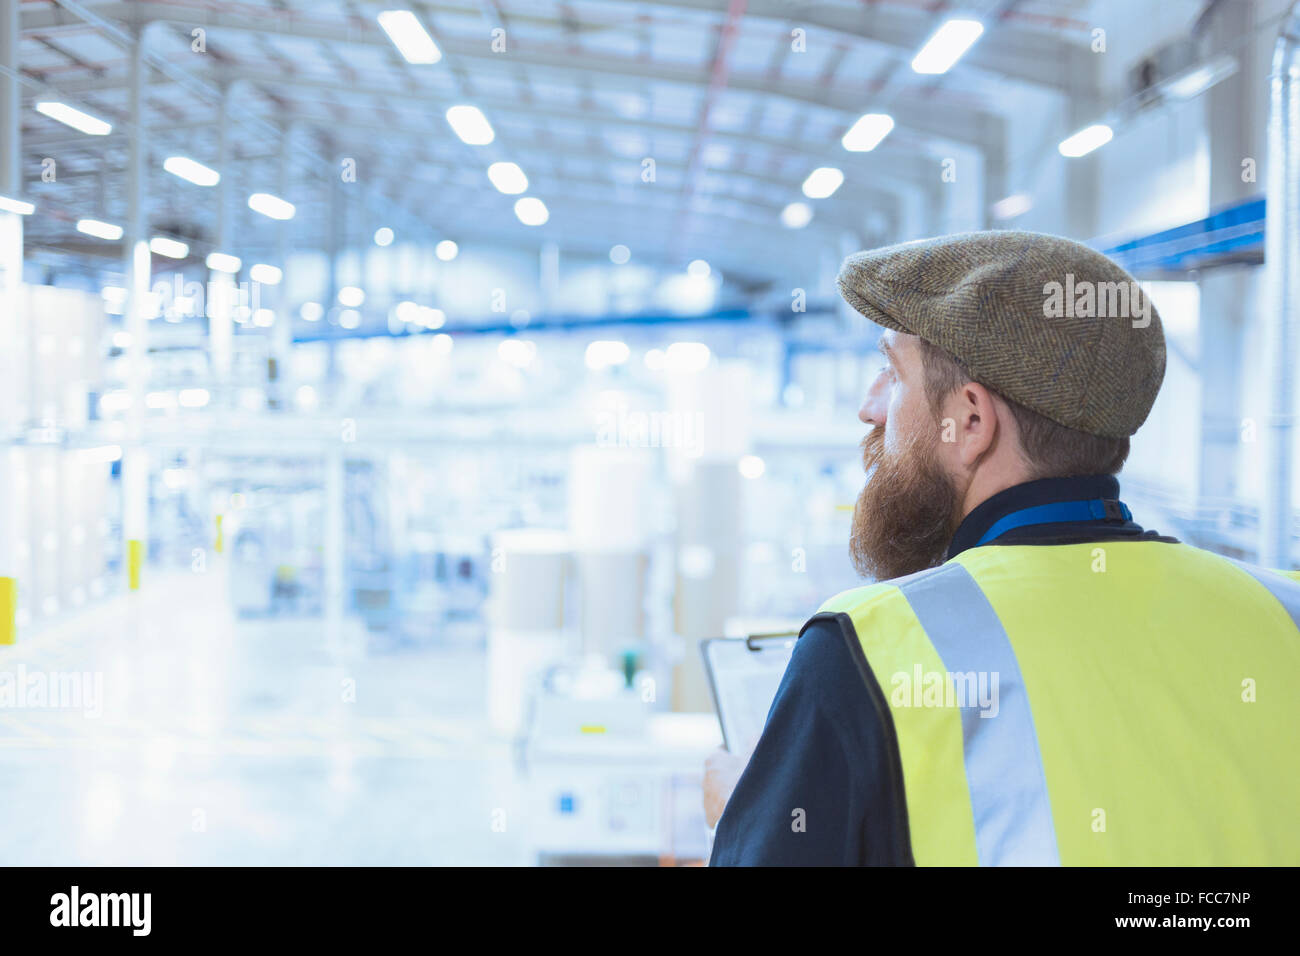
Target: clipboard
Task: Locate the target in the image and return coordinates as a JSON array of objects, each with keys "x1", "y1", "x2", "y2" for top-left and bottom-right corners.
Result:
[{"x1": 700, "y1": 632, "x2": 798, "y2": 754}]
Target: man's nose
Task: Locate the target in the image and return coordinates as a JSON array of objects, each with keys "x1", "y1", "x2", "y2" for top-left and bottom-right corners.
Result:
[{"x1": 859, "y1": 371, "x2": 889, "y2": 426}]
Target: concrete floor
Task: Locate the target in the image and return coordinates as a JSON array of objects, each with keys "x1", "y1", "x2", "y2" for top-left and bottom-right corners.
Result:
[{"x1": 0, "y1": 564, "x2": 532, "y2": 865}]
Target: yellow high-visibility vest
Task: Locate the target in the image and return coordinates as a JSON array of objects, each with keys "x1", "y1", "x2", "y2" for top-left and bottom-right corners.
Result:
[{"x1": 814, "y1": 540, "x2": 1300, "y2": 865}]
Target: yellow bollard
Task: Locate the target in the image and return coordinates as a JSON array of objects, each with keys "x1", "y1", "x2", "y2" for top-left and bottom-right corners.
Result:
[
  {"x1": 215, "y1": 514, "x2": 224, "y2": 554},
  {"x1": 127, "y1": 539, "x2": 144, "y2": 591},
  {"x1": 0, "y1": 577, "x2": 16, "y2": 645}
]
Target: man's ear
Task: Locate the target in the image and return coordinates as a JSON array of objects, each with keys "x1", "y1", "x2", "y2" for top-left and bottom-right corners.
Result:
[{"x1": 946, "y1": 381, "x2": 1001, "y2": 469}]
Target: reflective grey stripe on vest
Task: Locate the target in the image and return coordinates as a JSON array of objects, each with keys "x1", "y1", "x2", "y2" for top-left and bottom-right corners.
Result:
[
  {"x1": 1226, "y1": 558, "x2": 1300, "y2": 632},
  {"x1": 895, "y1": 562, "x2": 1061, "y2": 866}
]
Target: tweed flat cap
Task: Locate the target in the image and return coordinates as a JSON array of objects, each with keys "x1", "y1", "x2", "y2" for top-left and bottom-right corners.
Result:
[{"x1": 837, "y1": 230, "x2": 1166, "y2": 438}]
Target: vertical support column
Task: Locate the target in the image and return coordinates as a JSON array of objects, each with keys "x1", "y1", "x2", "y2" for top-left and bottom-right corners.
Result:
[
  {"x1": 923, "y1": 180, "x2": 946, "y2": 237},
  {"x1": 1063, "y1": 90, "x2": 1102, "y2": 240},
  {"x1": 669, "y1": 363, "x2": 749, "y2": 712},
  {"x1": 836, "y1": 230, "x2": 864, "y2": 334},
  {"x1": 323, "y1": 447, "x2": 345, "y2": 643},
  {"x1": 122, "y1": 32, "x2": 150, "y2": 591},
  {"x1": 1261, "y1": 4, "x2": 1300, "y2": 569},
  {"x1": 209, "y1": 85, "x2": 233, "y2": 395},
  {"x1": 1199, "y1": 0, "x2": 1260, "y2": 509},
  {"x1": 0, "y1": 0, "x2": 17, "y2": 200},
  {"x1": 326, "y1": 163, "x2": 341, "y2": 386},
  {"x1": 892, "y1": 186, "x2": 926, "y2": 242},
  {"x1": 981, "y1": 120, "x2": 1008, "y2": 230},
  {"x1": 0, "y1": 0, "x2": 21, "y2": 639},
  {"x1": 270, "y1": 122, "x2": 293, "y2": 408},
  {"x1": 540, "y1": 240, "x2": 559, "y2": 315},
  {"x1": 1061, "y1": 42, "x2": 1103, "y2": 240},
  {"x1": 326, "y1": 164, "x2": 339, "y2": 307}
]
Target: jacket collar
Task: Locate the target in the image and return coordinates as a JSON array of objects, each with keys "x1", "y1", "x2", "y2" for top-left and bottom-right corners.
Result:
[{"x1": 947, "y1": 474, "x2": 1123, "y2": 559}]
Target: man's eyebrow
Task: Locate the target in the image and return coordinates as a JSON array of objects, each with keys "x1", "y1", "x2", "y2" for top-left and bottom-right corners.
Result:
[{"x1": 876, "y1": 336, "x2": 896, "y2": 363}]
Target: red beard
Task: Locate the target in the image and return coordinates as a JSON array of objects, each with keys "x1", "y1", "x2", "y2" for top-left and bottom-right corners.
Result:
[{"x1": 849, "y1": 425, "x2": 963, "y2": 581}]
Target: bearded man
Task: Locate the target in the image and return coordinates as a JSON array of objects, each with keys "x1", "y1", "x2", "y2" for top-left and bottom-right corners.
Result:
[{"x1": 703, "y1": 230, "x2": 1300, "y2": 866}]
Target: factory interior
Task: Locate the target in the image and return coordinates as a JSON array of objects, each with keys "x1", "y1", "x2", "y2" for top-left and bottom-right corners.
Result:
[{"x1": 0, "y1": 0, "x2": 1295, "y2": 867}]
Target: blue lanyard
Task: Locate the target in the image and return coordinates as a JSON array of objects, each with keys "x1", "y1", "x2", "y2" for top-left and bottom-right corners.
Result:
[{"x1": 974, "y1": 498, "x2": 1133, "y2": 547}]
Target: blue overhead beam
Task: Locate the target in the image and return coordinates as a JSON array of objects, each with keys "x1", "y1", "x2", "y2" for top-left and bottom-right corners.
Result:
[
  {"x1": 1098, "y1": 195, "x2": 1265, "y2": 275},
  {"x1": 291, "y1": 302, "x2": 836, "y2": 343}
]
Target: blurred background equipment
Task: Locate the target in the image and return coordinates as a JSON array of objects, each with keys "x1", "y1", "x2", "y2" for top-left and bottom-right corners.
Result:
[{"x1": 0, "y1": 0, "x2": 1296, "y2": 865}]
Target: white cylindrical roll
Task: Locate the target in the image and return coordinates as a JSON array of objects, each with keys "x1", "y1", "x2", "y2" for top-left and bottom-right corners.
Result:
[
  {"x1": 488, "y1": 529, "x2": 568, "y2": 631},
  {"x1": 568, "y1": 445, "x2": 652, "y2": 551},
  {"x1": 487, "y1": 627, "x2": 568, "y2": 736},
  {"x1": 574, "y1": 549, "x2": 647, "y2": 657}
]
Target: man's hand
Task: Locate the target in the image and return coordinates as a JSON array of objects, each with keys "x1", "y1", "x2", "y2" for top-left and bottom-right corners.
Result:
[{"x1": 703, "y1": 747, "x2": 750, "y2": 829}]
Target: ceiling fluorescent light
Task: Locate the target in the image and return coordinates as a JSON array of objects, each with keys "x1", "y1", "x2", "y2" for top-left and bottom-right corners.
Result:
[
  {"x1": 780, "y1": 202, "x2": 813, "y2": 229},
  {"x1": 446, "y1": 105, "x2": 494, "y2": 145},
  {"x1": 1058, "y1": 124, "x2": 1114, "y2": 158},
  {"x1": 149, "y1": 236, "x2": 189, "y2": 259},
  {"x1": 911, "y1": 19, "x2": 985, "y2": 75},
  {"x1": 801, "y1": 167, "x2": 844, "y2": 199},
  {"x1": 991, "y1": 193, "x2": 1033, "y2": 220},
  {"x1": 249, "y1": 263, "x2": 283, "y2": 285},
  {"x1": 0, "y1": 195, "x2": 35, "y2": 215},
  {"x1": 248, "y1": 192, "x2": 296, "y2": 220},
  {"x1": 377, "y1": 10, "x2": 442, "y2": 64},
  {"x1": 206, "y1": 252, "x2": 241, "y2": 273},
  {"x1": 487, "y1": 162, "x2": 529, "y2": 194},
  {"x1": 164, "y1": 156, "x2": 220, "y2": 187},
  {"x1": 35, "y1": 101, "x2": 112, "y2": 135},
  {"x1": 76, "y1": 218, "x2": 123, "y2": 240},
  {"x1": 514, "y1": 197, "x2": 549, "y2": 226},
  {"x1": 842, "y1": 113, "x2": 895, "y2": 152}
]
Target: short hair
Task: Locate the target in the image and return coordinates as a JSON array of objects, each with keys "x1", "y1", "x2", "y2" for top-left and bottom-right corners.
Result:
[{"x1": 916, "y1": 336, "x2": 1130, "y2": 478}]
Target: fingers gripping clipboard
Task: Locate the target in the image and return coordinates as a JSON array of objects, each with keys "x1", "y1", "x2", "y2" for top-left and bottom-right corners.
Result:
[{"x1": 700, "y1": 633, "x2": 797, "y2": 755}]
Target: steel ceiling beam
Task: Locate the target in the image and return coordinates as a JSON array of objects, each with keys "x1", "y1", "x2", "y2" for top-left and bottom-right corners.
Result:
[
  {"x1": 591, "y1": 0, "x2": 1091, "y2": 94},
  {"x1": 37, "y1": 65, "x2": 941, "y2": 191},
  {"x1": 24, "y1": 128, "x2": 909, "y2": 242},
  {"x1": 23, "y1": 0, "x2": 1091, "y2": 93},
  {"x1": 21, "y1": 1, "x2": 1002, "y2": 151}
]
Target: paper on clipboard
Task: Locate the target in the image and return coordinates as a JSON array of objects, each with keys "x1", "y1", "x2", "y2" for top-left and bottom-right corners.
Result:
[{"x1": 700, "y1": 634, "x2": 797, "y2": 755}]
